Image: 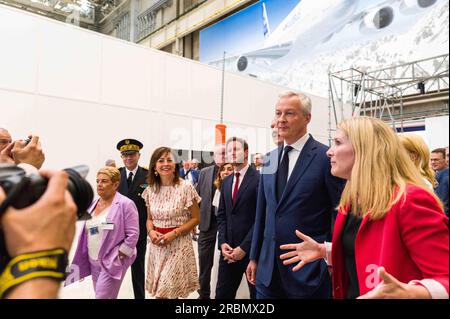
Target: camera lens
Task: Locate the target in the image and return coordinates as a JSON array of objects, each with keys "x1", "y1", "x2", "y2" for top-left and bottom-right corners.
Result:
[
  {"x1": 0, "y1": 164, "x2": 93, "y2": 220},
  {"x1": 0, "y1": 164, "x2": 94, "y2": 272},
  {"x1": 64, "y1": 166, "x2": 93, "y2": 221}
]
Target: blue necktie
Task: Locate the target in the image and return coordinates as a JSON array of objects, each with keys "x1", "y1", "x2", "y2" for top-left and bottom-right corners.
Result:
[{"x1": 277, "y1": 146, "x2": 293, "y2": 201}]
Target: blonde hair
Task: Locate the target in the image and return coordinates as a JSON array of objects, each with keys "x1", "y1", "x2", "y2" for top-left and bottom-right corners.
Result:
[
  {"x1": 97, "y1": 166, "x2": 121, "y2": 183},
  {"x1": 398, "y1": 133, "x2": 438, "y2": 188},
  {"x1": 338, "y1": 117, "x2": 440, "y2": 220}
]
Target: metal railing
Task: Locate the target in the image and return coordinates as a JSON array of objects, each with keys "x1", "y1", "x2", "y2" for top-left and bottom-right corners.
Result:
[{"x1": 328, "y1": 54, "x2": 449, "y2": 144}]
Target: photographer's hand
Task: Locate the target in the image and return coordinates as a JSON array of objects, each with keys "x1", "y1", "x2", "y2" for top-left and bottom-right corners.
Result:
[
  {"x1": 0, "y1": 142, "x2": 14, "y2": 165},
  {"x1": 0, "y1": 170, "x2": 77, "y2": 256},
  {"x1": 0, "y1": 170, "x2": 77, "y2": 299},
  {"x1": 11, "y1": 135, "x2": 45, "y2": 169}
]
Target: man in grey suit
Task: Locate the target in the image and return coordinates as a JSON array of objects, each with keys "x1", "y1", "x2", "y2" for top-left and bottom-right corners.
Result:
[{"x1": 196, "y1": 144, "x2": 226, "y2": 299}]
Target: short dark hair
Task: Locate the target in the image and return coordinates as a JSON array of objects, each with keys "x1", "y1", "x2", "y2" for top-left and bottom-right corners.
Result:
[
  {"x1": 431, "y1": 148, "x2": 446, "y2": 158},
  {"x1": 226, "y1": 137, "x2": 248, "y2": 151}
]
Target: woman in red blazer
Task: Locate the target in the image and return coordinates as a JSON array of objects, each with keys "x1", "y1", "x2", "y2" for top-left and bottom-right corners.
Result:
[{"x1": 280, "y1": 117, "x2": 449, "y2": 299}]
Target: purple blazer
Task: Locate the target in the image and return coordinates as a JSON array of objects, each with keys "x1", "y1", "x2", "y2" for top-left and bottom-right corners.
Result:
[{"x1": 67, "y1": 192, "x2": 140, "y2": 283}]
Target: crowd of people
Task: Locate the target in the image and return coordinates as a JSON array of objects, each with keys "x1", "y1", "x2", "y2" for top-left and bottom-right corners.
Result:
[{"x1": 0, "y1": 90, "x2": 448, "y2": 299}]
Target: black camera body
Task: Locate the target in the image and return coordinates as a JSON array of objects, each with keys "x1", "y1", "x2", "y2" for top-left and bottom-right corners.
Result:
[{"x1": 0, "y1": 164, "x2": 93, "y2": 272}]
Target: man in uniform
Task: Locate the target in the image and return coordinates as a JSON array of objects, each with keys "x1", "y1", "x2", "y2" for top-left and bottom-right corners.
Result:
[{"x1": 116, "y1": 138, "x2": 148, "y2": 299}]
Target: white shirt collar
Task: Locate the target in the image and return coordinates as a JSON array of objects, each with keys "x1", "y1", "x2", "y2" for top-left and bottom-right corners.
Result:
[
  {"x1": 284, "y1": 133, "x2": 310, "y2": 152},
  {"x1": 234, "y1": 163, "x2": 250, "y2": 176},
  {"x1": 126, "y1": 166, "x2": 139, "y2": 177}
]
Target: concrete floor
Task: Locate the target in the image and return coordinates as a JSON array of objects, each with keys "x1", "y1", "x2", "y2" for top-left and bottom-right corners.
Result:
[{"x1": 59, "y1": 221, "x2": 250, "y2": 299}]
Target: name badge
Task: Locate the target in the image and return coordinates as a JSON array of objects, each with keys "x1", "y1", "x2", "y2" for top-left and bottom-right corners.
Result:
[
  {"x1": 89, "y1": 227, "x2": 99, "y2": 235},
  {"x1": 102, "y1": 222, "x2": 114, "y2": 230}
]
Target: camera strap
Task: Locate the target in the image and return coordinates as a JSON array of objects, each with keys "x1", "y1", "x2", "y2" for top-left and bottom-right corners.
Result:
[{"x1": 0, "y1": 248, "x2": 68, "y2": 298}]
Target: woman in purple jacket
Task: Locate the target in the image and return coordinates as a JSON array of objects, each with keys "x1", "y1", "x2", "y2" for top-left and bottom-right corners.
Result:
[{"x1": 67, "y1": 166, "x2": 139, "y2": 298}]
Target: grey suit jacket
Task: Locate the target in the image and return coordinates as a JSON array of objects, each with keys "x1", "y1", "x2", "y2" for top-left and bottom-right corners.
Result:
[{"x1": 196, "y1": 165, "x2": 216, "y2": 232}]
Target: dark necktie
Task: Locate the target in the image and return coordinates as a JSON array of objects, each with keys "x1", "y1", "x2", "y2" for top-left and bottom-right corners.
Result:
[
  {"x1": 277, "y1": 146, "x2": 293, "y2": 201},
  {"x1": 127, "y1": 171, "x2": 133, "y2": 189},
  {"x1": 232, "y1": 171, "x2": 241, "y2": 205}
]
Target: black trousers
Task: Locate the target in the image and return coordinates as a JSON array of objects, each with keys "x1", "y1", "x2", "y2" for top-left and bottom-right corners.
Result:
[
  {"x1": 131, "y1": 238, "x2": 147, "y2": 299},
  {"x1": 215, "y1": 254, "x2": 256, "y2": 299},
  {"x1": 197, "y1": 218, "x2": 218, "y2": 298}
]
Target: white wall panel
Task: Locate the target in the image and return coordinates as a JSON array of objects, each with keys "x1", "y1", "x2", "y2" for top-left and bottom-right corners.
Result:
[
  {"x1": 309, "y1": 94, "x2": 332, "y2": 144},
  {"x1": 250, "y1": 81, "x2": 281, "y2": 121},
  {"x1": 425, "y1": 116, "x2": 449, "y2": 150},
  {"x1": 33, "y1": 96, "x2": 99, "y2": 178},
  {"x1": 161, "y1": 113, "x2": 193, "y2": 151},
  {"x1": 190, "y1": 118, "x2": 217, "y2": 153},
  {"x1": 190, "y1": 64, "x2": 222, "y2": 119},
  {"x1": 147, "y1": 50, "x2": 166, "y2": 111},
  {"x1": 95, "y1": 105, "x2": 158, "y2": 173},
  {"x1": 0, "y1": 8, "x2": 38, "y2": 93},
  {"x1": 222, "y1": 73, "x2": 254, "y2": 124},
  {"x1": 38, "y1": 22, "x2": 102, "y2": 102},
  {"x1": 101, "y1": 38, "x2": 152, "y2": 110},
  {"x1": 163, "y1": 54, "x2": 193, "y2": 114},
  {"x1": 0, "y1": 90, "x2": 36, "y2": 135}
]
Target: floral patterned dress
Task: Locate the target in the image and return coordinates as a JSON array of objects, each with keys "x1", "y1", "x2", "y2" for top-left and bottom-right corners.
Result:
[{"x1": 142, "y1": 180, "x2": 201, "y2": 298}]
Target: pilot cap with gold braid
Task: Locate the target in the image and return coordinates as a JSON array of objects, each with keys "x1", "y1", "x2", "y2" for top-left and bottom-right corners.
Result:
[{"x1": 116, "y1": 138, "x2": 143, "y2": 155}]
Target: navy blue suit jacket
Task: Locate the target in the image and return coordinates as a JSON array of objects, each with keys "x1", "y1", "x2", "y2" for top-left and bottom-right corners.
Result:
[
  {"x1": 249, "y1": 135, "x2": 345, "y2": 298},
  {"x1": 435, "y1": 168, "x2": 449, "y2": 216},
  {"x1": 217, "y1": 166, "x2": 260, "y2": 254},
  {"x1": 118, "y1": 166, "x2": 148, "y2": 241}
]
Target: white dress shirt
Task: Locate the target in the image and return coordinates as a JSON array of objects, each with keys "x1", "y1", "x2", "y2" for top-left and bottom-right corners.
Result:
[
  {"x1": 231, "y1": 163, "x2": 250, "y2": 193},
  {"x1": 86, "y1": 207, "x2": 110, "y2": 261},
  {"x1": 125, "y1": 166, "x2": 139, "y2": 183},
  {"x1": 183, "y1": 169, "x2": 194, "y2": 184},
  {"x1": 282, "y1": 133, "x2": 310, "y2": 180},
  {"x1": 212, "y1": 189, "x2": 221, "y2": 208}
]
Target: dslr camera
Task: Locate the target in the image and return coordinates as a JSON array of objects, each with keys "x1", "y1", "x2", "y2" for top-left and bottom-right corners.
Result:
[{"x1": 0, "y1": 164, "x2": 94, "y2": 272}]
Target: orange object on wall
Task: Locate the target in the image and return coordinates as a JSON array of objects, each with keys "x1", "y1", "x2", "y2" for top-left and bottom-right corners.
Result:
[{"x1": 215, "y1": 124, "x2": 227, "y2": 145}]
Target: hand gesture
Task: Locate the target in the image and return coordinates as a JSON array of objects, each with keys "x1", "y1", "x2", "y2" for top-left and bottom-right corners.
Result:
[
  {"x1": 0, "y1": 170, "x2": 77, "y2": 257},
  {"x1": 231, "y1": 246, "x2": 246, "y2": 261},
  {"x1": 221, "y1": 243, "x2": 235, "y2": 263},
  {"x1": 0, "y1": 142, "x2": 14, "y2": 164},
  {"x1": 279, "y1": 230, "x2": 326, "y2": 271},
  {"x1": 11, "y1": 135, "x2": 45, "y2": 169},
  {"x1": 156, "y1": 231, "x2": 176, "y2": 247},
  {"x1": 358, "y1": 267, "x2": 431, "y2": 299},
  {"x1": 148, "y1": 230, "x2": 162, "y2": 244}
]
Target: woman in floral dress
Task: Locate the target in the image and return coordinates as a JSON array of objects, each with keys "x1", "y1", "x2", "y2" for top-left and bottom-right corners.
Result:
[{"x1": 142, "y1": 147, "x2": 201, "y2": 299}]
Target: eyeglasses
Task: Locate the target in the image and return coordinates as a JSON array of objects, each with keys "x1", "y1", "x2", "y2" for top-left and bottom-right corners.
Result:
[{"x1": 121, "y1": 153, "x2": 138, "y2": 158}]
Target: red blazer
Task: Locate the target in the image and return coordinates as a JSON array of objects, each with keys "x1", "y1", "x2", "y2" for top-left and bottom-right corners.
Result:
[{"x1": 331, "y1": 185, "x2": 449, "y2": 299}]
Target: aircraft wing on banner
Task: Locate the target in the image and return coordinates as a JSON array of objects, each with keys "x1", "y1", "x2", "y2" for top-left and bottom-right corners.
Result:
[
  {"x1": 206, "y1": 0, "x2": 442, "y2": 74},
  {"x1": 206, "y1": 42, "x2": 292, "y2": 73}
]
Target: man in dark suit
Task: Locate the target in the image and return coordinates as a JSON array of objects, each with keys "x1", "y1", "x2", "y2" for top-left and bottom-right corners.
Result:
[
  {"x1": 196, "y1": 144, "x2": 226, "y2": 299},
  {"x1": 246, "y1": 91, "x2": 345, "y2": 299},
  {"x1": 216, "y1": 137, "x2": 259, "y2": 299},
  {"x1": 116, "y1": 138, "x2": 148, "y2": 299}
]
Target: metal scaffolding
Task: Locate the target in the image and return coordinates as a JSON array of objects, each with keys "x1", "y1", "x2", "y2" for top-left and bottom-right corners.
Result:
[{"x1": 328, "y1": 53, "x2": 449, "y2": 145}]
